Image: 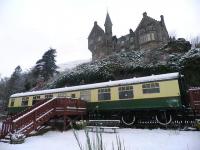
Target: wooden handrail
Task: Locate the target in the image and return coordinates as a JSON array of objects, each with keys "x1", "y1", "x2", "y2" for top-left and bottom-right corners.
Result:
[
  {"x1": 0, "y1": 97, "x2": 86, "y2": 139},
  {"x1": 6, "y1": 99, "x2": 47, "y2": 121}
]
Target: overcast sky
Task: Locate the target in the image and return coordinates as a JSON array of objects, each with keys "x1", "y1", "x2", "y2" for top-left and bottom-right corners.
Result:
[{"x1": 0, "y1": 0, "x2": 199, "y2": 77}]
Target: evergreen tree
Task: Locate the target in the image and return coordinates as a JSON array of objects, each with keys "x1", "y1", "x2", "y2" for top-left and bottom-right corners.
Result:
[
  {"x1": 8, "y1": 66, "x2": 23, "y2": 94},
  {"x1": 33, "y1": 48, "x2": 58, "y2": 81},
  {"x1": 22, "y1": 71, "x2": 37, "y2": 91},
  {"x1": 0, "y1": 77, "x2": 9, "y2": 109}
]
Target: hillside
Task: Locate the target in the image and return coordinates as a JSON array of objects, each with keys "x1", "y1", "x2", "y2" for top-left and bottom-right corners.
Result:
[
  {"x1": 46, "y1": 43, "x2": 200, "y2": 89},
  {"x1": 57, "y1": 59, "x2": 91, "y2": 72}
]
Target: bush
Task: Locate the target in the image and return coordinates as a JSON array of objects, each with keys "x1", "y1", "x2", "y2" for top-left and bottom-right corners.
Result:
[{"x1": 73, "y1": 121, "x2": 87, "y2": 130}]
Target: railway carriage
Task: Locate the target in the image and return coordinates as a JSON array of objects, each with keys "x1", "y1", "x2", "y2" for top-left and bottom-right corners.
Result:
[{"x1": 8, "y1": 72, "x2": 188, "y2": 126}]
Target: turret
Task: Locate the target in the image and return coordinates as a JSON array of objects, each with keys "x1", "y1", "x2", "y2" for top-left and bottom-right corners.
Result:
[
  {"x1": 160, "y1": 15, "x2": 169, "y2": 42},
  {"x1": 104, "y1": 12, "x2": 113, "y2": 36},
  {"x1": 160, "y1": 15, "x2": 165, "y2": 26},
  {"x1": 143, "y1": 12, "x2": 147, "y2": 18},
  {"x1": 94, "y1": 21, "x2": 97, "y2": 26}
]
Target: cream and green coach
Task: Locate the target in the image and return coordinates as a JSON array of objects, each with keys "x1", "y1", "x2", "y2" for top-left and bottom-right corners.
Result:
[{"x1": 8, "y1": 72, "x2": 186, "y2": 125}]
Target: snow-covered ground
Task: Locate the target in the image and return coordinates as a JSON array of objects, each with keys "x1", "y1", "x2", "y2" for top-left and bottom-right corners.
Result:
[
  {"x1": 0, "y1": 129, "x2": 200, "y2": 150},
  {"x1": 57, "y1": 59, "x2": 91, "y2": 72}
]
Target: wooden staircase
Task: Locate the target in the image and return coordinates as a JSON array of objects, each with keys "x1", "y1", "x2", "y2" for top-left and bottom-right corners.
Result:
[{"x1": 0, "y1": 97, "x2": 86, "y2": 139}]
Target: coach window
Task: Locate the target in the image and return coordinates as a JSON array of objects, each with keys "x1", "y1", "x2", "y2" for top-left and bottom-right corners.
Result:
[
  {"x1": 98, "y1": 88, "x2": 111, "y2": 101},
  {"x1": 58, "y1": 93, "x2": 66, "y2": 98},
  {"x1": 80, "y1": 90, "x2": 91, "y2": 101},
  {"x1": 33, "y1": 95, "x2": 41, "y2": 100},
  {"x1": 118, "y1": 86, "x2": 133, "y2": 99},
  {"x1": 45, "y1": 94, "x2": 53, "y2": 99},
  {"x1": 71, "y1": 94, "x2": 76, "y2": 98},
  {"x1": 10, "y1": 98, "x2": 15, "y2": 107},
  {"x1": 142, "y1": 82, "x2": 160, "y2": 94},
  {"x1": 32, "y1": 95, "x2": 41, "y2": 105},
  {"x1": 21, "y1": 97, "x2": 29, "y2": 106}
]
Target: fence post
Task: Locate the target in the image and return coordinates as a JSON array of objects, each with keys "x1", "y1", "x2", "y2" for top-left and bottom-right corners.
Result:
[{"x1": 34, "y1": 111, "x2": 37, "y2": 131}]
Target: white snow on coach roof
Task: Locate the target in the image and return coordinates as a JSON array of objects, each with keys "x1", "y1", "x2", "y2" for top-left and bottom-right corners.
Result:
[{"x1": 10, "y1": 72, "x2": 179, "y2": 98}]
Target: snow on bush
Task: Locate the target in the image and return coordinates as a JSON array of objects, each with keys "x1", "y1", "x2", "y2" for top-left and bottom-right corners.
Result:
[
  {"x1": 46, "y1": 48, "x2": 200, "y2": 88},
  {"x1": 10, "y1": 133, "x2": 25, "y2": 144}
]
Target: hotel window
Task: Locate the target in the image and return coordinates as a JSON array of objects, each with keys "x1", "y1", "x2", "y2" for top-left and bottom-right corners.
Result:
[
  {"x1": 98, "y1": 36, "x2": 102, "y2": 41},
  {"x1": 130, "y1": 37, "x2": 134, "y2": 43},
  {"x1": 139, "y1": 33, "x2": 155, "y2": 44},
  {"x1": 118, "y1": 86, "x2": 133, "y2": 99},
  {"x1": 21, "y1": 97, "x2": 29, "y2": 106},
  {"x1": 142, "y1": 82, "x2": 160, "y2": 94},
  {"x1": 98, "y1": 88, "x2": 111, "y2": 101},
  {"x1": 121, "y1": 41, "x2": 125, "y2": 45},
  {"x1": 150, "y1": 33, "x2": 155, "y2": 40}
]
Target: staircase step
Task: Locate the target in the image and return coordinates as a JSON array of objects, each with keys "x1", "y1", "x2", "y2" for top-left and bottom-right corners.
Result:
[
  {"x1": 0, "y1": 97, "x2": 86, "y2": 140},
  {"x1": 4, "y1": 135, "x2": 10, "y2": 139},
  {"x1": 0, "y1": 138, "x2": 10, "y2": 143}
]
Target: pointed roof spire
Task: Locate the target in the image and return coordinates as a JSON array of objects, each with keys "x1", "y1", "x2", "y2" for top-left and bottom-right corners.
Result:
[{"x1": 104, "y1": 12, "x2": 112, "y2": 26}]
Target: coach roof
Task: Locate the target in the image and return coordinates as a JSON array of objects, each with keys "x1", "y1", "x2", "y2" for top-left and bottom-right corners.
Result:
[{"x1": 10, "y1": 72, "x2": 179, "y2": 98}]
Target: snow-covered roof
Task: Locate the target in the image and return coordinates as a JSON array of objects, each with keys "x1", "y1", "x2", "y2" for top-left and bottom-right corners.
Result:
[{"x1": 11, "y1": 72, "x2": 179, "y2": 98}]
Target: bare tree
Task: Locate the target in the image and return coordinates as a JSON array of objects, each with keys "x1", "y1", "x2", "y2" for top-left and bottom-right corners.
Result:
[
  {"x1": 190, "y1": 36, "x2": 200, "y2": 48},
  {"x1": 169, "y1": 30, "x2": 177, "y2": 40}
]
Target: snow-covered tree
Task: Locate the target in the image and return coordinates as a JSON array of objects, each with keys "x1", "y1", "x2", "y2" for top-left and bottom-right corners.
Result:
[
  {"x1": 33, "y1": 48, "x2": 58, "y2": 81},
  {"x1": 47, "y1": 46, "x2": 200, "y2": 89}
]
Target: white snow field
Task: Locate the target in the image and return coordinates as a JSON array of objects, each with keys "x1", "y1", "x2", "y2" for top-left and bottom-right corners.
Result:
[{"x1": 0, "y1": 129, "x2": 200, "y2": 150}]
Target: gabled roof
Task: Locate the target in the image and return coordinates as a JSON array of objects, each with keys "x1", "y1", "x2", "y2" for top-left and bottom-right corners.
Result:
[
  {"x1": 135, "y1": 12, "x2": 160, "y2": 32},
  {"x1": 88, "y1": 21, "x2": 104, "y2": 39}
]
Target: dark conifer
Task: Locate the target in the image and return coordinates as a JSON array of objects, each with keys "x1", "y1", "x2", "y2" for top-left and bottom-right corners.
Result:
[
  {"x1": 33, "y1": 48, "x2": 58, "y2": 81},
  {"x1": 5, "y1": 66, "x2": 24, "y2": 98}
]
